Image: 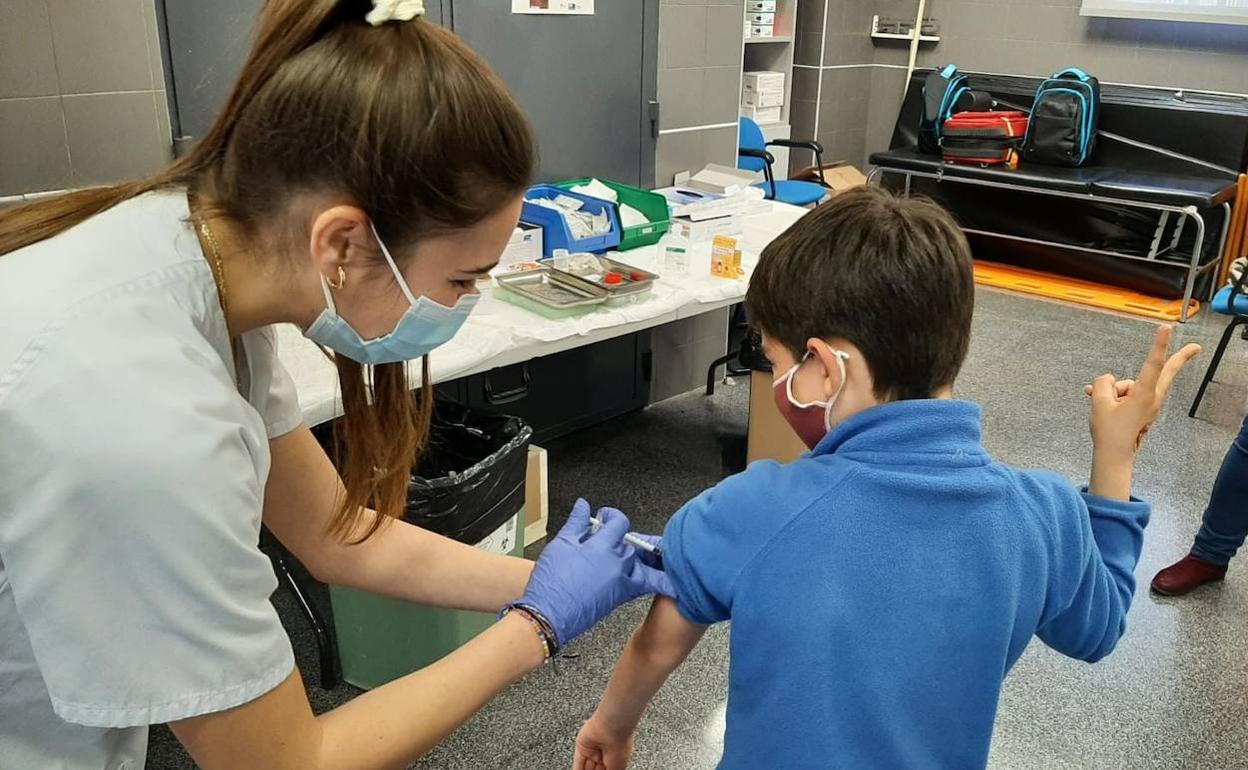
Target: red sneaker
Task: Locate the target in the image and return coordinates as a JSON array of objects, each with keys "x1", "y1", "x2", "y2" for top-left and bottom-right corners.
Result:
[{"x1": 1151, "y1": 555, "x2": 1228, "y2": 597}]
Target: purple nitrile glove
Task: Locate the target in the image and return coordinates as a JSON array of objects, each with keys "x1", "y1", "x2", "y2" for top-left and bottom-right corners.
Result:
[{"x1": 515, "y1": 499, "x2": 674, "y2": 648}]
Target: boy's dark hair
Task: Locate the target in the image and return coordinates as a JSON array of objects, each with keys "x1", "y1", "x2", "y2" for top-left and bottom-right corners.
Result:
[{"x1": 746, "y1": 186, "x2": 974, "y2": 401}]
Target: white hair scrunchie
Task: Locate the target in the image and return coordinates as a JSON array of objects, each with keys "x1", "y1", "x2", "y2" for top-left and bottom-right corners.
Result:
[{"x1": 366, "y1": 0, "x2": 425, "y2": 26}]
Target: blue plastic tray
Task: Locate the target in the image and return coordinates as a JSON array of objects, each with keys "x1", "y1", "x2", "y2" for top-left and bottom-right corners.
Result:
[{"x1": 522, "y1": 185, "x2": 622, "y2": 257}]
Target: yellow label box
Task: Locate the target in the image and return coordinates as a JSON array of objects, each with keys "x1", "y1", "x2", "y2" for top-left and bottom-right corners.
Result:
[{"x1": 711, "y1": 235, "x2": 743, "y2": 279}]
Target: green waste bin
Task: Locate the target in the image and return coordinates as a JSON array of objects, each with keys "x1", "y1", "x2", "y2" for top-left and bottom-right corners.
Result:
[
  {"x1": 554, "y1": 178, "x2": 671, "y2": 251},
  {"x1": 315, "y1": 403, "x2": 533, "y2": 690},
  {"x1": 329, "y1": 511, "x2": 525, "y2": 690}
]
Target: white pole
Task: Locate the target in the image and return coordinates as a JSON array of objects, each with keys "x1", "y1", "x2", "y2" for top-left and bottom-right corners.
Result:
[{"x1": 904, "y1": 0, "x2": 929, "y2": 98}]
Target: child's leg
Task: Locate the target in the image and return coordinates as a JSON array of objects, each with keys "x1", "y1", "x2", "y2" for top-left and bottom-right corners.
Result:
[{"x1": 1190, "y1": 414, "x2": 1248, "y2": 566}]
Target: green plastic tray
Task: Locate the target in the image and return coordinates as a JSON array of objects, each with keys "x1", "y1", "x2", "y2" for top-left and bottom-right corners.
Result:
[{"x1": 555, "y1": 178, "x2": 671, "y2": 251}]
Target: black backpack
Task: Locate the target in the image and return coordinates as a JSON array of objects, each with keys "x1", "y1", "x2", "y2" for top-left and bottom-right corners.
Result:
[
  {"x1": 918, "y1": 65, "x2": 970, "y2": 155},
  {"x1": 1021, "y1": 67, "x2": 1100, "y2": 167}
]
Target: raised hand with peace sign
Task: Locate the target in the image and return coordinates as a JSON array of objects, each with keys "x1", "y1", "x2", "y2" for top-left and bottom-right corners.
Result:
[{"x1": 1084, "y1": 325, "x2": 1202, "y2": 500}]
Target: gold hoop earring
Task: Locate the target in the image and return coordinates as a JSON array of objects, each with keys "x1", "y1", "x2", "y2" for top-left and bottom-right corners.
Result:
[{"x1": 327, "y1": 266, "x2": 347, "y2": 290}]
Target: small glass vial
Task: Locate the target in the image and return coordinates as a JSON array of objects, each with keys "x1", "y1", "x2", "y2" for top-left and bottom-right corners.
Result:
[{"x1": 660, "y1": 231, "x2": 690, "y2": 278}]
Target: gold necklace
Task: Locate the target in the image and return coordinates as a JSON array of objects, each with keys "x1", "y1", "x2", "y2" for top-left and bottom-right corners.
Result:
[
  {"x1": 198, "y1": 219, "x2": 230, "y2": 322},
  {"x1": 194, "y1": 215, "x2": 243, "y2": 390}
]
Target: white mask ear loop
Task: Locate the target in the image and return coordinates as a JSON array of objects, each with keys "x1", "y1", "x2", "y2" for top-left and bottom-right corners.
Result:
[
  {"x1": 783, "y1": 348, "x2": 850, "y2": 410},
  {"x1": 369, "y1": 221, "x2": 420, "y2": 307},
  {"x1": 319, "y1": 275, "x2": 340, "y2": 315},
  {"x1": 823, "y1": 349, "x2": 850, "y2": 430},
  {"x1": 784, "y1": 355, "x2": 818, "y2": 409},
  {"x1": 773, "y1": 361, "x2": 800, "y2": 391}
]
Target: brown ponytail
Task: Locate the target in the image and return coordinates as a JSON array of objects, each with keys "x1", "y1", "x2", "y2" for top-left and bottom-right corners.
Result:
[{"x1": 0, "y1": 0, "x2": 537, "y2": 543}]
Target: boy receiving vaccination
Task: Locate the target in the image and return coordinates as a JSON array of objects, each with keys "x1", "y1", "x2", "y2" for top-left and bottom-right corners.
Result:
[{"x1": 573, "y1": 187, "x2": 1200, "y2": 770}]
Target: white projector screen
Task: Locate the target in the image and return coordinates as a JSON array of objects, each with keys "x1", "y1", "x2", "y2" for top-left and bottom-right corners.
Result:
[{"x1": 1082, "y1": 0, "x2": 1248, "y2": 25}]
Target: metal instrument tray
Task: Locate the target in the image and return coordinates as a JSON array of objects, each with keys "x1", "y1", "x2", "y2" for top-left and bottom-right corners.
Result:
[
  {"x1": 494, "y1": 267, "x2": 608, "y2": 310},
  {"x1": 550, "y1": 255, "x2": 659, "y2": 298}
]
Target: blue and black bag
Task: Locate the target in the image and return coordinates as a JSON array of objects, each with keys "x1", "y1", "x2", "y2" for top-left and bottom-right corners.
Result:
[
  {"x1": 918, "y1": 64, "x2": 970, "y2": 155},
  {"x1": 1021, "y1": 67, "x2": 1100, "y2": 167}
]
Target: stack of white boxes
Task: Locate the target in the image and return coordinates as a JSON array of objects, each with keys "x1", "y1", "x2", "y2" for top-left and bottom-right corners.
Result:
[
  {"x1": 746, "y1": 0, "x2": 778, "y2": 38},
  {"x1": 741, "y1": 70, "x2": 785, "y2": 125}
]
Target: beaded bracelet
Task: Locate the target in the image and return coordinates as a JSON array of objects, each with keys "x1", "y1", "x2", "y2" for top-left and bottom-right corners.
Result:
[{"x1": 500, "y1": 604, "x2": 560, "y2": 663}]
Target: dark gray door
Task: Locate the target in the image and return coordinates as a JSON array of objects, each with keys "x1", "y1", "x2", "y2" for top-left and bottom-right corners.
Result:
[
  {"x1": 160, "y1": 0, "x2": 449, "y2": 149},
  {"x1": 158, "y1": 1, "x2": 652, "y2": 183},
  {"x1": 159, "y1": 0, "x2": 262, "y2": 152},
  {"x1": 449, "y1": 1, "x2": 658, "y2": 187}
]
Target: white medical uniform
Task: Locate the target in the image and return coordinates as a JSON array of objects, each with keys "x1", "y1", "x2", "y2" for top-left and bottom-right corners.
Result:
[{"x1": 0, "y1": 191, "x2": 303, "y2": 769}]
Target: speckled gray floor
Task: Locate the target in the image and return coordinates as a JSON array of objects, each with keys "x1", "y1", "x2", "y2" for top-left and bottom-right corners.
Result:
[{"x1": 145, "y1": 289, "x2": 1248, "y2": 769}]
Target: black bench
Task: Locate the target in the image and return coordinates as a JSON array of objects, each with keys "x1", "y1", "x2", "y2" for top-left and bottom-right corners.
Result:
[{"x1": 869, "y1": 71, "x2": 1248, "y2": 321}]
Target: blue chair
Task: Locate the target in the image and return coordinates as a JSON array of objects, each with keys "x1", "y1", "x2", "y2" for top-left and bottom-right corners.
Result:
[
  {"x1": 1190, "y1": 268, "x2": 1248, "y2": 417},
  {"x1": 738, "y1": 117, "x2": 829, "y2": 207}
]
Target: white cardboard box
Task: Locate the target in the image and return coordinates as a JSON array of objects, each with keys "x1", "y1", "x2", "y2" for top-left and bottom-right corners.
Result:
[
  {"x1": 498, "y1": 222, "x2": 543, "y2": 269},
  {"x1": 655, "y1": 187, "x2": 758, "y2": 221},
  {"x1": 743, "y1": 71, "x2": 786, "y2": 92},
  {"x1": 747, "y1": 12, "x2": 775, "y2": 25},
  {"x1": 749, "y1": 24, "x2": 775, "y2": 38},
  {"x1": 747, "y1": 0, "x2": 777, "y2": 12},
  {"x1": 740, "y1": 104, "x2": 782, "y2": 123},
  {"x1": 742, "y1": 89, "x2": 784, "y2": 108},
  {"x1": 524, "y1": 446, "x2": 549, "y2": 546},
  {"x1": 669, "y1": 213, "x2": 746, "y2": 243},
  {"x1": 674, "y1": 163, "x2": 761, "y2": 196}
]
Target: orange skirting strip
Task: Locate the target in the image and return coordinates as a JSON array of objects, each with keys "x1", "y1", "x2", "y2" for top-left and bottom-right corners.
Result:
[
  {"x1": 1221, "y1": 173, "x2": 1248, "y2": 287},
  {"x1": 973, "y1": 261, "x2": 1201, "y2": 322}
]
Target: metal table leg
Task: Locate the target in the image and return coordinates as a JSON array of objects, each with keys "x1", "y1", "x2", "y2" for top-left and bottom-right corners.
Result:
[
  {"x1": 1181, "y1": 210, "x2": 1207, "y2": 323},
  {"x1": 1212, "y1": 202, "x2": 1234, "y2": 300}
]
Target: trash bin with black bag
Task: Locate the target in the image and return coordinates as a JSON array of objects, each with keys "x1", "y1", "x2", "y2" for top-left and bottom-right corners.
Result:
[{"x1": 313, "y1": 401, "x2": 533, "y2": 690}]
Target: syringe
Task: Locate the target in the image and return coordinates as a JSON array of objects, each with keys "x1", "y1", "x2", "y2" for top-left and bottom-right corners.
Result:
[{"x1": 589, "y1": 516, "x2": 662, "y2": 557}]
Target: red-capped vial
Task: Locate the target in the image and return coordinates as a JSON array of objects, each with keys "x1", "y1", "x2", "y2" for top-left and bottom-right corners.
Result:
[{"x1": 604, "y1": 272, "x2": 623, "y2": 285}]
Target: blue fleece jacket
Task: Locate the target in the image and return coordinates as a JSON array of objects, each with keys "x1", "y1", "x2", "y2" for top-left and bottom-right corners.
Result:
[{"x1": 662, "y1": 399, "x2": 1150, "y2": 770}]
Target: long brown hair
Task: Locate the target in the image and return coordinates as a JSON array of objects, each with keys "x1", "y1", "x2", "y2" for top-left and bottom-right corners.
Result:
[{"x1": 0, "y1": 0, "x2": 537, "y2": 543}]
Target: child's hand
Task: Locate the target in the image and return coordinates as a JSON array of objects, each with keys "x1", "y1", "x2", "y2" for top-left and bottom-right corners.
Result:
[
  {"x1": 574, "y1": 718, "x2": 635, "y2": 770},
  {"x1": 1083, "y1": 325, "x2": 1201, "y2": 459}
]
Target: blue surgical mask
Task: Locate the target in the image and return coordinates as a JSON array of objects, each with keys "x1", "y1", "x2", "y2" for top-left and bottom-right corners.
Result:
[{"x1": 304, "y1": 223, "x2": 479, "y2": 364}]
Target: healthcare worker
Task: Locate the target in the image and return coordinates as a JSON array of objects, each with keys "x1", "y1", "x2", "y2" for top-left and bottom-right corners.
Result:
[{"x1": 0, "y1": 1, "x2": 670, "y2": 768}]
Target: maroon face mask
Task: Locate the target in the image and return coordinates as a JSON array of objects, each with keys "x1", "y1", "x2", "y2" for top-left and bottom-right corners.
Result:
[{"x1": 771, "y1": 349, "x2": 850, "y2": 450}]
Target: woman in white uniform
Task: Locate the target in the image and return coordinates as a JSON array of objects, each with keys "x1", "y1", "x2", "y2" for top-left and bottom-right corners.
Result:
[{"x1": 0, "y1": 1, "x2": 670, "y2": 768}]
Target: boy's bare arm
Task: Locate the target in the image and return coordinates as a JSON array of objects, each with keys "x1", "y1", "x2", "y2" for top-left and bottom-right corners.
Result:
[{"x1": 573, "y1": 597, "x2": 707, "y2": 770}]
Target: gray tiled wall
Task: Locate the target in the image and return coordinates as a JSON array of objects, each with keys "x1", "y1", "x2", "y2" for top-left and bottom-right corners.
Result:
[
  {"x1": 0, "y1": 0, "x2": 172, "y2": 199},
  {"x1": 790, "y1": 0, "x2": 876, "y2": 170},
  {"x1": 865, "y1": 65, "x2": 909, "y2": 159},
  {"x1": 796, "y1": 0, "x2": 876, "y2": 66},
  {"x1": 789, "y1": 65, "x2": 820, "y2": 168},
  {"x1": 653, "y1": 1, "x2": 742, "y2": 395},
  {"x1": 900, "y1": 0, "x2": 1248, "y2": 90},
  {"x1": 657, "y1": 125, "x2": 742, "y2": 187},
  {"x1": 656, "y1": 0, "x2": 746, "y2": 186}
]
